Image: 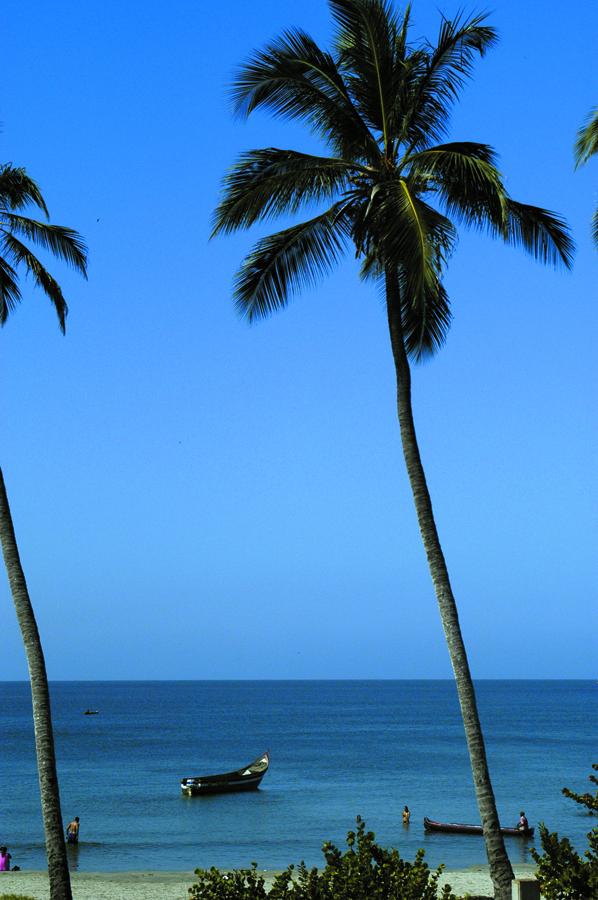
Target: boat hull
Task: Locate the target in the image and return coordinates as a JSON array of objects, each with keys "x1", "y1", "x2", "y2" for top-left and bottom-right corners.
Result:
[
  {"x1": 181, "y1": 751, "x2": 269, "y2": 797},
  {"x1": 182, "y1": 773, "x2": 265, "y2": 796},
  {"x1": 424, "y1": 817, "x2": 534, "y2": 838}
]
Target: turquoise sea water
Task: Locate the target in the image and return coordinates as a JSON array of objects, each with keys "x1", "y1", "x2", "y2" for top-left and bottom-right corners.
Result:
[{"x1": 0, "y1": 680, "x2": 595, "y2": 873}]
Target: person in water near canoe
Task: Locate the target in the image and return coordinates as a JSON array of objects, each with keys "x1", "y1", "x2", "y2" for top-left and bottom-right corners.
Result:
[
  {"x1": 0, "y1": 846, "x2": 11, "y2": 871},
  {"x1": 402, "y1": 805, "x2": 411, "y2": 825},
  {"x1": 66, "y1": 816, "x2": 80, "y2": 844},
  {"x1": 517, "y1": 811, "x2": 529, "y2": 830}
]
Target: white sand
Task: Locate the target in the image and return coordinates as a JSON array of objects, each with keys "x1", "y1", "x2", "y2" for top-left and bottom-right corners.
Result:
[
  {"x1": 440, "y1": 864, "x2": 539, "y2": 897},
  {"x1": 0, "y1": 870, "x2": 196, "y2": 900},
  {"x1": 0, "y1": 864, "x2": 540, "y2": 898}
]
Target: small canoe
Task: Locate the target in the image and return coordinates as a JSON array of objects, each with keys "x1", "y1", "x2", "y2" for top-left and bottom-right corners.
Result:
[
  {"x1": 424, "y1": 817, "x2": 534, "y2": 838},
  {"x1": 181, "y1": 751, "x2": 269, "y2": 796},
  {"x1": 83, "y1": 709, "x2": 99, "y2": 715}
]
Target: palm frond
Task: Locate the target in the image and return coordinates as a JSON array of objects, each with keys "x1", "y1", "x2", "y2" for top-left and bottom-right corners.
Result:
[
  {"x1": 377, "y1": 184, "x2": 456, "y2": 357},
  {"x1": 404, "y1": 13, "x2": 498, "y2": 150},
  {"x1": 400, "y1": 268, "x2": 452, "y2": 360},
  {"x1": 0, "y1": 165, "x2": 50, "y2": 216},
  {"x1": 408, "y1": 142, "x2": 507, "y2": 229},
  {"x1": 362, "y1": 253, "x2": 452, "y2": 359},
  {"x1": 395, "y1": 2, "x2": 412, "y2": 58},
  {"x1": 0, "y1": 255, "x2": 22, "y2": 325},
  {"x1": 212, "y1": 149, "x2": 356, "y2": 236},
  {"x1": 233, "y1": 203, "x2": 350, "y2": 320},
  {"x1": 367, "y1": 179, "x2": 456, "y2": 297},
  {"x1": 574, "y1": 107, "x2": 598, "y2": 169},
  {"x1": 358, "y1": 249, "x2": 383, "y2": 281},
  {"x1": 592, "y1": 206, "x2": 598, "y2": 248},
  {"x1": 330, "y1": 0, "x2": 400, "y2": 147},
  {"x1": 232, "y1": 28, "x2": 379, "y2": 163},
  {"x1": 1, "y1": 214, "x2": 88, "y2": 276},
  {"x1": 2, "y1": 232, "x2": 69, "y2": 331},
  {"x1": 504, "y1": 200, "x2": 574, "y2": 269}
]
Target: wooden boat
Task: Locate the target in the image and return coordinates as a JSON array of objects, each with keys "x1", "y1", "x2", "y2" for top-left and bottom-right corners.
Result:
[
  {"x1": 83, "y1": 709, "x2": 99, "y2": 715},
  {"x1": 181, "y1": 751, "x2": 269, "y2": 796},
  {"x1": 424, "y1": 817, "x2": 534, "y2": 838}
]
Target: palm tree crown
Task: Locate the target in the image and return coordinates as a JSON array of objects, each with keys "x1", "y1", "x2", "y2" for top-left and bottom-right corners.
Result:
[
  {"x1": 0, "y1": 163, "x2": 87, "y2": 331},
  {"x1": 213, "y1": 0, "x2": 573, "y2": 350},
  {"x1": 574, "y1": 106, "x2": 598, "y2": 246}
]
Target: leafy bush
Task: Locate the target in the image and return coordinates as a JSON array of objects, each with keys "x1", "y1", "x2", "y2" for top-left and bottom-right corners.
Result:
[
  {"x1": 189, "y1": 816, "x2": 460, "y2": 899},
  {"x1": 531, "y1": 763, "x2": 597, "y2": 899},
  {"x1": 0, "y1": 894, "x2": 38, "y2": 900},
  {"x1": 188, "y1": 864, "x2": 269, "y2": 899}
]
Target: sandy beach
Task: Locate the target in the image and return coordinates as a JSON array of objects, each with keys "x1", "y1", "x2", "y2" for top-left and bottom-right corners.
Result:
[{"x1": 0, "y1": 864, "x2": 540, "y2": 898}]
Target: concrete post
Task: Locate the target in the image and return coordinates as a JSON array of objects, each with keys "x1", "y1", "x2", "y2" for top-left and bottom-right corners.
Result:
[{"x1": 513, "y1": 878, "x2": 541, "y2": 900}]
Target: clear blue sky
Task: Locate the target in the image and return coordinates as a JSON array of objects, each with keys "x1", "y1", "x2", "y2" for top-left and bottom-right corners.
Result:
[{"x1": 1, "y1": 0, "x2": 596, "y2": 679}]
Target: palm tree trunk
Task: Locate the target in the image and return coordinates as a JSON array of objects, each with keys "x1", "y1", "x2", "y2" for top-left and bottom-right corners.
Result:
[
  {"x1": 0, "y1": 467, "x2": 73, "y2": 900},
  {"x1": 384, "y1": 271, "x2": 514, "y2": 900}
]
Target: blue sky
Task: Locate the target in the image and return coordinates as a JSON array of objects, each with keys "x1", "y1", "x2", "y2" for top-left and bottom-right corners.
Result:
[{"x1": 1, "y1": 0, "x2": 596, "y2": 679}]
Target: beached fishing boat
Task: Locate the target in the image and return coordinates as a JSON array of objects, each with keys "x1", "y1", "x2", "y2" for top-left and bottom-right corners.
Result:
[
  {"x1": 181, "y1": 751, "x2": 269, "y2": 796},
  {"x1": 424, "y1": 817, "x2": 534, "y2": 837}
]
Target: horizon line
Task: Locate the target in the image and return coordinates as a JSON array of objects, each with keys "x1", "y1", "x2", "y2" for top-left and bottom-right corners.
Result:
[{"x1": 1, "y1": 676, "x2": 594, "y2": 683}]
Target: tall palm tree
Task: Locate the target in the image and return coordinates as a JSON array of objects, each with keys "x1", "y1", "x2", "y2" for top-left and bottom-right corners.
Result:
[
  {"x1": 212, "y1": 2, "x2": 573, "y2": 898},
  {"x1": 574, "y1": 107, "x2": 598, "y2": 246},
  {"x1": 0, "y1": 161, "x2": 87, "y2": 900}
]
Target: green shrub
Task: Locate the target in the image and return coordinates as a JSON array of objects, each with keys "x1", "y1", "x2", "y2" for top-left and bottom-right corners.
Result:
[
  {"x1": 188, "y1": 816, "x2": 460, "y2": 899},
  {"x1": 531, "y1": 763, "x2": 598, "y2": 899},
  {"x1": 0, "y1": 894, "x2": 38, "y2": 900},
  {"x1": 188, "y1": 864, "x2": 270, "y2": 899}
]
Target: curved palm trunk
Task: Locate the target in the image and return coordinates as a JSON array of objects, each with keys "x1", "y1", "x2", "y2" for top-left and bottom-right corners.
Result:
[
  {"x1": 0, "y1": 468, "x2": 73, "y2": 900},
  {"x1": 384, "y1": 272, "x2": 514, "y2": 900}
]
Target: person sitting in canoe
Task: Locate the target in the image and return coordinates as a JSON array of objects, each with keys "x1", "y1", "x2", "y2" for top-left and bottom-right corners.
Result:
[{"x1": 517, "y1": 811, "x2": 529, "y2": 831}]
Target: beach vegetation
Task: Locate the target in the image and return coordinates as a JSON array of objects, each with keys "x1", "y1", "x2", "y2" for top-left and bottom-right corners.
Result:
[
  {"x1": 189, "y1": 816, "x2": 460, "y2": 899},
  {"x1": 531, "y1": 764, "x2": 598, "y2": 899},
  {"x1": 574, "y1": 107, "x2": 598, "y2": 247},
  {"x1": 0, "y1": 895, "x2": 38, "y2": 900},
  {"x1": 212, "y1": 2, "x2": 573, "y2": 899},
  {"x1": 0, "y1": 162, "x2": 87, "y2": 900},
  {"x1": 0, "y1": 163, "x2": 87, "y2": 331}
]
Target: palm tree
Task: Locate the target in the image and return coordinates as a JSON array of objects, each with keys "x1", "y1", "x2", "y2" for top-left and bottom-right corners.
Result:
[
  {"x1": 574, "y1": 107, "x2": 598, "y2": 246},
  {"x1": 0, "y1": 162, "x2": 87, "y2": 900},
  {"x1": 212, "y1": 2, "x2": 573, "y2": 898}
]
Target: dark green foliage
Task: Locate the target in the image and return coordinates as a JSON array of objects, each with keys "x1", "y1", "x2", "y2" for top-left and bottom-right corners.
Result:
[
  {"x1": 0, "y1": 162, "x2": 87, "y2": 331},
  {"x1": 214, "y1": 0, "x2": 573, "y2": 357},
  {"x1": 189, "y1": 816, "x2": 460, "y2": 899},
  {"x1": 574, "y1": 107, "x2": 598, "y2": 246},
  {"x1": 0, "y1": 894, "x2": 38, "y2": 900},
  {"x1": 531, "y1": 764, "x2": 598, "y2": 899},
  {"x1": 562, "y1": 764, "x2": 598, "y2": 814},
  {"x1": 574, "y1": 108, "x2": 598, "y2": 169},
  {"x1": 188, "y1": 863, "x2": 270, "y2": 899}
]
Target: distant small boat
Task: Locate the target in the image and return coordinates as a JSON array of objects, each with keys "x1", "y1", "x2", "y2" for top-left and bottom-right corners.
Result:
[
  {"x1": 424, "y1": 816, "x2": 534, "y2": 838},
  {"x1": 181, "y1": 751, "x2": 269, "y2": 796},
  {"x1": 83, "y1": 709, "x2": 99, "y2": 715}
]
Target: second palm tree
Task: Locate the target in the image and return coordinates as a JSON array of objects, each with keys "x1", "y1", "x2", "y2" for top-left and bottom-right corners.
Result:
[{"x1": 0, "y1": 161, "x2": 87, "y2": 900}]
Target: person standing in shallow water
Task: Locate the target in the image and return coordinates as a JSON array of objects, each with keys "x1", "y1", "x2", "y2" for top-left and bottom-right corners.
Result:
[
  {"x1": 0, "y1": 846, "x2": 11, "y2": 870},
  {"x1": 402, "y1": 805, "x2": 411, "y2": 825},
  {"x1": 66, "y1": 816, "x2": 80, "y2": 844}
]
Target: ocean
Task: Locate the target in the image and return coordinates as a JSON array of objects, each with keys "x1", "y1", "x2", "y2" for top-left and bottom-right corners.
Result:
[{"x1": 0, "y1": 680, "x2": 595, "y2": 873}]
